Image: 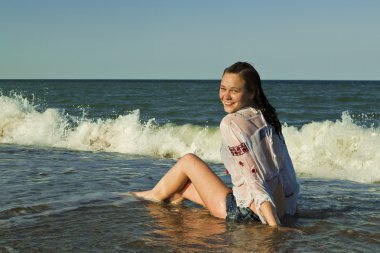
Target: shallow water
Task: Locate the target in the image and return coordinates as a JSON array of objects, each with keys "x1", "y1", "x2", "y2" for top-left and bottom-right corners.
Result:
[{"x1": 1, "y1": 144, "x2": 379, "y2": 252}]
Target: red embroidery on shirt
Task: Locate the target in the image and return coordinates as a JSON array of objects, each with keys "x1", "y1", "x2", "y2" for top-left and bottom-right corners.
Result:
[
  {"x1": 228, "y1": 142, "x2": 248, "y2": 156},
  {"x1": 251, "y1": 168, "x2": 256, "y2": 174},
  {"x1": 238, "y1": 161, "x2": 244, "y2": 167},
  {"x1": 225, "y1": 169, "x2": 229, "y2": 175}
]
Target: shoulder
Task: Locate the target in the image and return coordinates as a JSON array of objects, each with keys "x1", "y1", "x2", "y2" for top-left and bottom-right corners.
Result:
[
  {"x1": 220, "y1": 112, "x2": 243, "y2": 133},
  {"x1": 220, "y1": 108, "x2": 260, "y2": 138},
  {"x1": 220, "y1": 107, "x2": 260, "y2": 129},
  {"x1": 220, "y1": 113, "x2": 235, "y2": 128}
]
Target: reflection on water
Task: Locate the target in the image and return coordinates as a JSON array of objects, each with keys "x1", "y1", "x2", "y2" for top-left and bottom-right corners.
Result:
[
  {"x1": 1, "y1": 145, "x2": 380, "y2": 252},
  {"x1": 0, "y1": 198, "x2": 293, "y2": 253},
  {"x1": 142, "y1": 201, "x2": 304, "y2": 253},
  {"x1": 143, "y1": 202, "x2": 228, "y2": 252}
]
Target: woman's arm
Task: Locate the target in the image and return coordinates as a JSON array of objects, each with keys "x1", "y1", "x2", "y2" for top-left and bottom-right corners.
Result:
[
  {"x1": 259, "y1": 201, "x2": 279, "y2": 226},
  {"x1": 248, "y1": 200, "x2": 279, "y2": 226}
]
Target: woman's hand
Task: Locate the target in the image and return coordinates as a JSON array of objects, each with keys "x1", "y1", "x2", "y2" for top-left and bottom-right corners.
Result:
[{"x1": 260, "y1": 201, "x2": 279, "y2": 226}]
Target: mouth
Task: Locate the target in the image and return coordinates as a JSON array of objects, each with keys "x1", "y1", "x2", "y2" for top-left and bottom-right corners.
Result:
[{"x1": 223, "y1": 101, "x2": 234, "y2": 106}]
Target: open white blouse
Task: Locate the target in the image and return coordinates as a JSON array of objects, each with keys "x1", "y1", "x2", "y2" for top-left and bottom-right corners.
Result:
[{"x1": 220, "y1": 107, "x2": 299, "y2": 224}]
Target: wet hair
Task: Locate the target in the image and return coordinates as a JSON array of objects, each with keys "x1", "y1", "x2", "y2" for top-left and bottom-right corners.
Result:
[{"x1": 223, "y1": 61, "x2": 282, "y2": 135}]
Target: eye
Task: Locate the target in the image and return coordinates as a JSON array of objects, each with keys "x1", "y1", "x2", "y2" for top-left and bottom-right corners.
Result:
[{"x1": 220, "y1": 86, "x2": 226, "y2": 91}]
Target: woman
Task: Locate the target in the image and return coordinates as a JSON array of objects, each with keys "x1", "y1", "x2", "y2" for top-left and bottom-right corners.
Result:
[{"x1": 133, "y1": 62, "x2": 299, "y2": 226}]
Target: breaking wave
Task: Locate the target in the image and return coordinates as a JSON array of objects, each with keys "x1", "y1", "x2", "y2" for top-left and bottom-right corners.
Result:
[{"x1": 1, "y1": 93, "x2": 379, "y2": 183}]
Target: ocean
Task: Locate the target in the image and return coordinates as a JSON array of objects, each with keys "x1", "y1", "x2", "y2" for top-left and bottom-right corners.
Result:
[{"x1": 0, "y1": 79, "x2": 379, "y2": 252}]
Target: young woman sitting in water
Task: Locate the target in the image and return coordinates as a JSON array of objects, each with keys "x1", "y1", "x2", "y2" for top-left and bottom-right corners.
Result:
[{"x1": 133, "y1": 62, "x2": 299, "y2": 226}]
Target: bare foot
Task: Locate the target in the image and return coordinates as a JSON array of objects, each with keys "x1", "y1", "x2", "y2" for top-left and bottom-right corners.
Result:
[
  {"x1": 131, "y1": 190, "x2": 185, "y2": 205},
  {"x1": 131, "y1": 190, "x2": 161, "y2": 202},
  {"x1": 168, "y1": 193, "x2": 184, "y2": 205}
]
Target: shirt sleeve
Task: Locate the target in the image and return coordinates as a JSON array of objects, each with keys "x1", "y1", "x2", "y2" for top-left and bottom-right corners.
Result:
[{"x1": 220, "y1": 115, "x2": 278, "y2": 224}]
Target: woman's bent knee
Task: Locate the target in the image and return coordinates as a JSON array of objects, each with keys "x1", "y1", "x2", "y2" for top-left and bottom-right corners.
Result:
[
  {"x1": 180, "y1": 153, "x2": 200, "y2": 162},
  {"x1": 179, "y1": 153, "x2": 203, "y2": 167}
]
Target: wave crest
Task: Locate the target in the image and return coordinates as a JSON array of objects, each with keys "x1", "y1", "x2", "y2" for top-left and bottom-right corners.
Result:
[
  {"x1": 1, "y1": 94, "x2": 379, "y2": 183},
  {"x1": 284, "y1": 111, "x2": 380, "y2": 183},
  {"x1": 0, "y1": 93, "x2": 221, "y2": 161}
]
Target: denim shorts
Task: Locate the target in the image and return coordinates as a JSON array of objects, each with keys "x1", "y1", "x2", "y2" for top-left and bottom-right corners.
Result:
[{"x1": 225, "y1": 193, "x2": 260, "y2": 222}]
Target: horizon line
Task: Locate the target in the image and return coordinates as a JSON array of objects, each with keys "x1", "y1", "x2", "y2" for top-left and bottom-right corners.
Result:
[{"x1": 1, "y1": 78, "x2": 379, "y2": 82}]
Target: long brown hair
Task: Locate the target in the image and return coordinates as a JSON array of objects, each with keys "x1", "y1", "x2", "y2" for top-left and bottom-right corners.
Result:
[{"x1": 223, "y1": 61, "x2": 282, "y2": 135}]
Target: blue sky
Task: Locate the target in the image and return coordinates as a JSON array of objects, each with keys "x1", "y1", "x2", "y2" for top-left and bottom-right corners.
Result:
[{"x1": 1, "y1": 0, "x2": 379, "y2": 80}]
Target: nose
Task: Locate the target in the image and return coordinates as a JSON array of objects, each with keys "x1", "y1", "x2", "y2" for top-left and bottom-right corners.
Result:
[{"x1": 224, "y1": 90, "x2": 232, "y2": 99}]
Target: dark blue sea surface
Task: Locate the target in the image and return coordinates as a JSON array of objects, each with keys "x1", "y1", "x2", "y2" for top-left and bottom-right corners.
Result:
[
  {"x1": 1, "y1": 79, "x2": 379, "y2": 127},
  {"x1": 1, "y1": 80, "x2": 379, "y2": 252}
]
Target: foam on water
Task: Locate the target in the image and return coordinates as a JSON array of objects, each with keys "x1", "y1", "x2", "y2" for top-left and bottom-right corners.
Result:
[
  {"x1": 284, "y1": 112, "x2": 380, "y2": 183},
  {"x1": 1, "y1": 94, "x2": 379, "y2": 183},
  {"x1": 0, "y1": 93, "x2": 221, "y2": 161}
]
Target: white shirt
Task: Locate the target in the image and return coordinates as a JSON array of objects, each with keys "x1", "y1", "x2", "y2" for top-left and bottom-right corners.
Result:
[{"x1": 220, "y1": 107, "x2": 299, "y2": 224}]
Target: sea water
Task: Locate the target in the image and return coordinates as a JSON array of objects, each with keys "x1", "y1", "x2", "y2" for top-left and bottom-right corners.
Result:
[{"x1": 0, "y1": 80, "x2": 379, "y2": 252}]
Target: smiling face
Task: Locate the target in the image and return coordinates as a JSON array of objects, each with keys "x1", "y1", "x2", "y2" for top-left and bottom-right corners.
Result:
[{"x1": 219, "y1": 73, "x2": 254, "y2": 114}]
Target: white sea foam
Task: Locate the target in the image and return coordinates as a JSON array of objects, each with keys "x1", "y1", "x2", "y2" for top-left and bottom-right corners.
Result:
[
  {"x1": 1, "y1": 94, "x2": 379, "y2": 183},
  {"x1": 284, "y1": 112, "x2": 380, "y2": 183},
  {"x1": 0, "y1": 93, "x2": 221, "y2": 162}
]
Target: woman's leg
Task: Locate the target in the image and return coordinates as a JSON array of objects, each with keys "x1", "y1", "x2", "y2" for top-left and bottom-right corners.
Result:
[
  {"x1": 133, "y1": 153, "x2": 231, "y2": 218},
  {"x1": 177, "y1": 181, "x2": 205, "y2": 206}
]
